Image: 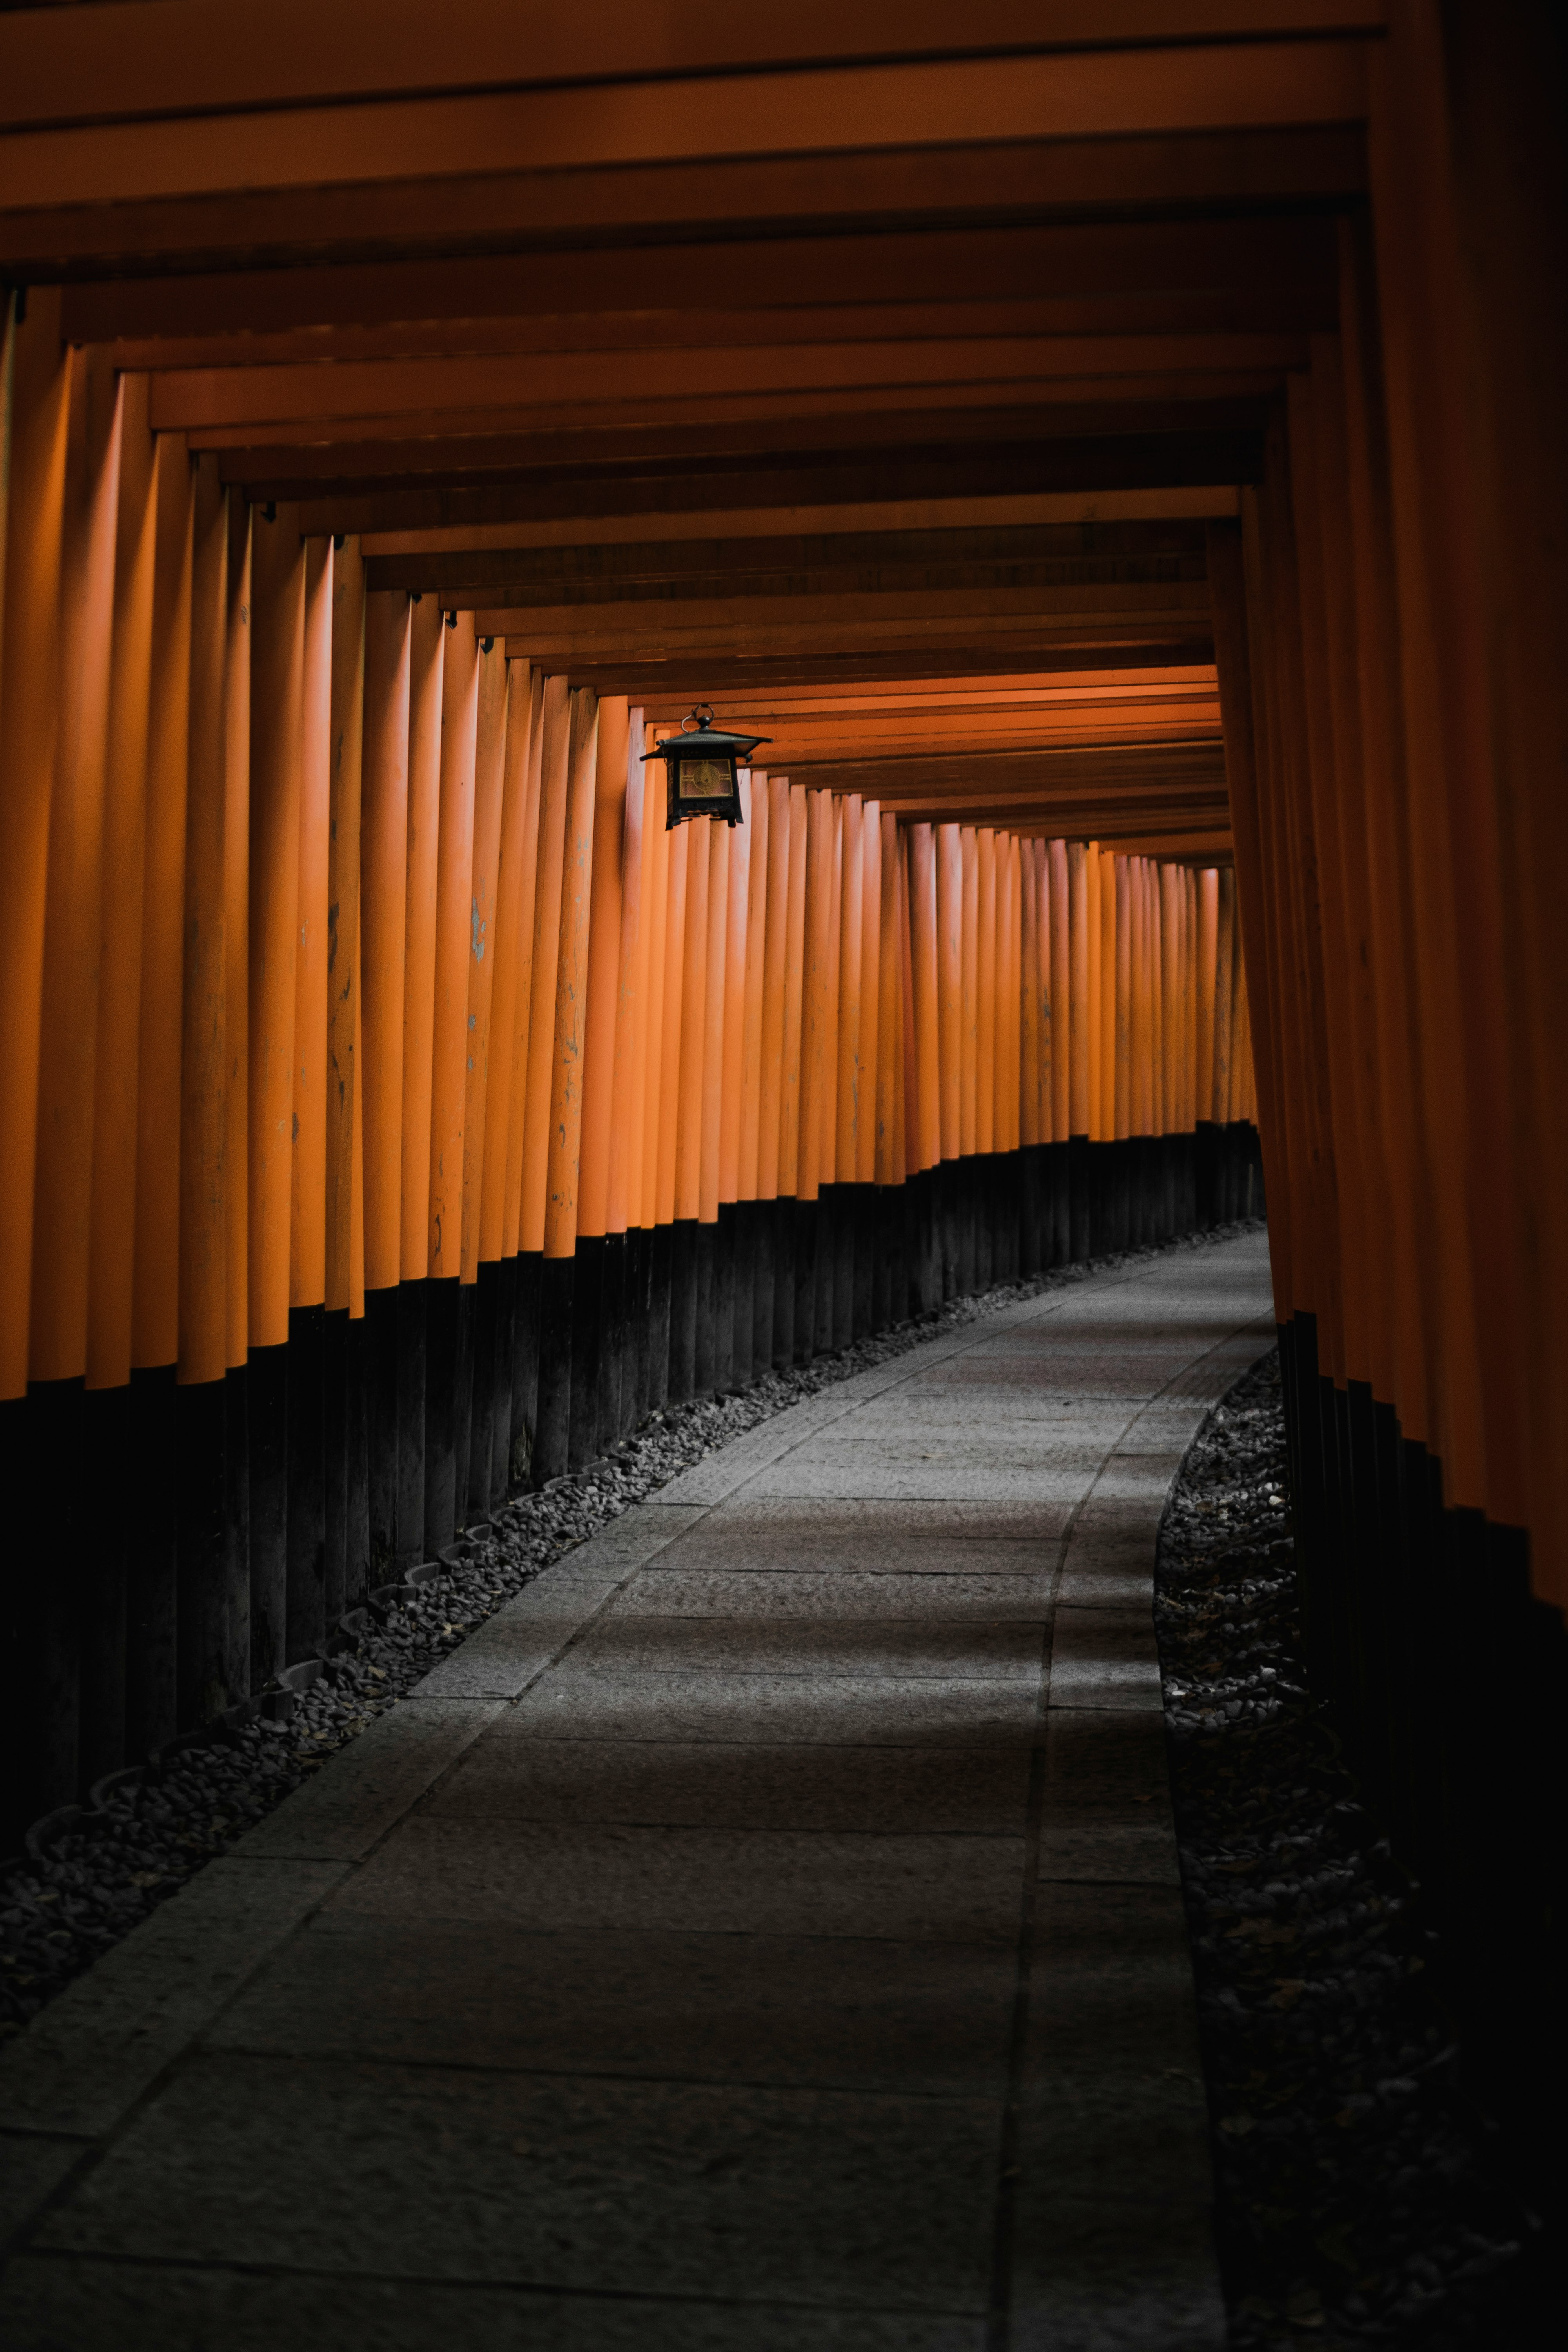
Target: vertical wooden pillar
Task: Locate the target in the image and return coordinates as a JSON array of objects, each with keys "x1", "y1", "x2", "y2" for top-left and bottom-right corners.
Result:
[
  {"x1": 290, "y1": 536, "x2": 333, "y2": 1319},
  {"x1": 1212, "y1": 866, "x2": 1236, "y2": 1126},
  {"x1": 359, "y1": 595, "x2": 409, "y2": 1295},
  {"x1": 1068, "y1": 842, "x2": 1090, "y2": 1140},
  {"x1": 909, "y1": 822, "x2": 940, "y2": 1177},
  {"x1": 176, "y1": 454, "x2": 233, "y2": 1723},
  {"x1": 327, "y1": 537, "x2": 365, "y2": 1321},
  {"x1": 400, "y1": 597, "x2": 444, "y2": 1285},
  {"x1": 245, "y1": 498, "x2": 302, "y2": 1681},
  {"x1": 178, "y1": 456, "x2": 230, "y2": 1392},
  {"x1": 501, "y1": 668, "x2": 546, "y2": 1261},
  {"x1": 0, "y1": 287, "x2": 68, "y2": 1403},
  {"x1": 220, "y1": 498, "x2": 252, "y2": 1692},
  {"x1": 87, "y1": 374, "x2": 156, "y2": 1392},
  {"x1": 719, "y1": 790, "x2": 750, "y2": 1378},
  {"x1": 326, "y1": 540, "x2": 365, "y2": 1633},
  {"x1": 571, "y1": 690, "x2": 628, "y2": 1461},
  {"x1": 976, "y1": 829, "x2": 996, "y2": 1162},
  {"x1": 536, "y1": 687, "x2": 598, "y2": 1470},
  {"x1": 777, "y1": 780, "x2": 808, "y2": 1247},
  {"x1": 755, "y1": 777, "x2": 791, "y2": 1364},
  {"x1": 457, "y1": 637, "x2": 509, "y2": 1508},
  {"x1": 934, "y1": 824, "x2": 962, "y2": 1167},
  {"x1": 1032, "y1": 841, "x2": 1052, "y2": 1149},
  {"x1": 608, "y1": 714, "x2": 649, "y2": 1427},
  {"x1": 428, "y1": 613, "x2": 478, "y2": 1285},
  {"x1": 519, "y1": 676, "x2": 573, "y2": 1258},
  {"x1": 836, "y1": 794, "x2": 864, "y2": 1188},
  {"x1": 858, "y1": 801, "x2": 882, "y2": 1191}
]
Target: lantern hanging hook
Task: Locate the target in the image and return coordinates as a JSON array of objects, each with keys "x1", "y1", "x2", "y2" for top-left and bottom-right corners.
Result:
[{"x1": 681, "y1": 704, "x2": 715, "y2": 733}]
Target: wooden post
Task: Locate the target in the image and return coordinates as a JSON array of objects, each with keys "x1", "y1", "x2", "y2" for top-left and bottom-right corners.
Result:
[
  {"x1": 758, "y1": 777, "x2": 791, "y2": 1203},
  {"x1": 459, "y1": 637, "x2": 511, "y2": 1279},
  {"x1": 86, "y1": 374, "x2": 156, "y2": 1390},
  {"x1": 359, "y1": 591, "x2": 409, "y2": 1296},
  {"x1": 500, "y1": 668, "x2": 545, "y2": 1259},
  {"x1": 0, "y1": 289, "x2": 68, "y2": 1399},
  {"x1": 976, "y1": 829, "x2": 996, "y2": 1161},
  {"x1": 289, "y1": 535, "x2": 333, "y2": 1317},
  {"x1": 178, "y1": 453, "x2": 229, "y2": 1390},
  {"x1": 519, "y1": 675, "x2": 572, "y2": 1256},
  {"x1": 326, "y1": 537, "x2": 365, "y2": 1321},
  {"x1": 400, "y1": 595, "x2": 444, "y2": 1281}
]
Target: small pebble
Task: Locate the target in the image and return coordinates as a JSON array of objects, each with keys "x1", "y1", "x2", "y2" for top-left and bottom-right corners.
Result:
[{"x1": 1158, "y1": 1350, "x2": 1534, "y2": 2348}]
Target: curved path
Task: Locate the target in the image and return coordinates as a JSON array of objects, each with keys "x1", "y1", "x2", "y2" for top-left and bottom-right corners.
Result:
[{"x1": 0, "y1": 1232, "x2": 1274, "y2": 2350}]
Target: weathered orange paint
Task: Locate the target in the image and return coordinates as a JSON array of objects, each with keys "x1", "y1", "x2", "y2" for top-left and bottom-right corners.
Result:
[
  {"x1": 177, "y1": 452, "x2": 229, "y2": 1386},
  {"x1": 719, "y1": 791, "x2": 750, "y2": 1208},
  {"x1": 358, "y1": 589, "x2": 409, "y2": 1293},
  {"x1": 542, "y1": 685, "x2": 599, "y2": 1258},
  {"x1": 857, "y1": 800, "x2": 881, "y2": 1188},
  {"x1": 0, "y1": 289, "x2": 68, "y2": 1397},
  {"x1": 458, "y1": 635, "x2": 508, "y2": 1279},
  {"x1": 700, "y1": 815, "x2": 729, "y2": 1222},
  {"x1": 86, "y1": 370, "x2": 157, "y2": 1390},
  {"x1": 777, "y1": 783, "x2": 808, "y2": 1198},
  {"x1": 575, "y1": 691, "x2": 630, "y2": 1242},
  {"x1": 499, "y1": 666, "x2": 544, "y2": 1259},
  {"x1": 737, "y1": 772, "x2": 769, "y2": 1204},
  {"x1": 325, "y1": 532, "x2": 364, "y2": 1317},
  {"x1": 519, "y1": 673, "x2": 571, "y2": 1255},
  {"x1": 426, "y1": 610, "x2": 477, "y2": 1279},
  {"x1": 758, "y1": 776, "x2": 791, "y2": 1201},
  {"x1": 222, "y1": 494, "x2": 250, "y2": 1367},
  {"x1": 673, "y1": 804, "x2": 710, "y2": 1225},
  {"x1": 399, "y1": 592, "x2": 443, "y2": 1279},
  {"x1": 836, "y1": 793, "x2": 863, "y2": 1185},
  {"x1": 477, "y1": 659, "x2": 534, "y2": 1263},
  {"x1": 289, "y1": 532, "x2": 332, "y2": 1311}
]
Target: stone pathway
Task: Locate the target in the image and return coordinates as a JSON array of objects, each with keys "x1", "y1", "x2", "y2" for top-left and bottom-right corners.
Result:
[{"x1": 0, "y1": 1232, "x2": 1274, "y2": 2350}]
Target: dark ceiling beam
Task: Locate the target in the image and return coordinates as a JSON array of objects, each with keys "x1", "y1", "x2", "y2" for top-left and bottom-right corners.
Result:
[
  {"x1": 0, "y1": 3, "x2": 1384, "y2": 131},
  {"x1": 541, "y1": 642, "x2": 1217, "y2": 697},
  {"x1": 57, "y1": 201, "x2": 1348, "y2": 336},
  {"x1": 108, "y1": 284, "x2": 1332, "y2": 377},
  {"x1": 6, "y1": 96, "x2": 1366, "y2": 276},
  {"x1": 361, "y1": 518, "x2": 1208, "y2": 602},
  {"x1": 148, "y1": 333, "x2": 1308, "y2": 437},
  {"x1": 180, "y1": 369, "x2": 1291, "y2": 453},
  {"x1": 249, "y1": 425, "x2": 1267, "y2": 521}
]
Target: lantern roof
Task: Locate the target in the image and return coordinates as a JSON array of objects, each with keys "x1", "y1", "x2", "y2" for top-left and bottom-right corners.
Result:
[{"x1": 641, "y1": 706, "x2": 772, "y2": 763}]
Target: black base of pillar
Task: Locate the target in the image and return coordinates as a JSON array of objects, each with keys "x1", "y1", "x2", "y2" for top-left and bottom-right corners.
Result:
[
  {"x1": 511, "y1": 1252, "x2": 542, "y2": 1490},
  {"x1": 567, "y1": 1236, "x2": 605, "y2": 1469},
  {"x1": 533, "y1": 1255, "x2": 575, "y2": 1484},
  {"x1": 668, "y1": 1220, "x2": 699, "y2": 1403}
]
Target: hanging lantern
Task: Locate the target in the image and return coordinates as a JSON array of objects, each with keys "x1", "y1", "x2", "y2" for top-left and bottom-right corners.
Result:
[{"x1": 642, "y1": 706, "x2": 771, "y2": 831}]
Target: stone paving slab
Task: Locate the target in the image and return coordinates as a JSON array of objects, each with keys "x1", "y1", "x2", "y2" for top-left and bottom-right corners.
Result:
[
  {"x1": 0, "y1": 1230, "x2": 1273, "y2": 2348},
  {"x1": 328, "y1": 1816, "x2": 1027, "y2": 1943},
  {"x1": 0, "y1": 2258, "x2": 991, "y2": 2352},
  {"x1": 0, "y1": 1857, "x2": 349, "y2": 2140},
  {"x1": 566, "y1": 1612, "x2": 1046, "y2": 1679},
  {"x1": 210, "y1": 1916, "x2": 1022, "y2": 2095},
  {"x1": 426, "y1": 1735, "x2": 1032, "y2": 1833},
  {"x1": 605, "y1": 1566, "x2": 1054, "y2": 1618},
  {"x1": 508, "y1": 1661, "x2": 1043, "y2": 1746},
  {"x1": 32, "y1": 2051, "x2": 1003, "y2": 2311}
]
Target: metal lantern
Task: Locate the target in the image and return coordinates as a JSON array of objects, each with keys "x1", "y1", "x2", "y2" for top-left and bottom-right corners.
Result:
[{"x1": 642, "y1": 706, "x2": 771, "y2": 831}]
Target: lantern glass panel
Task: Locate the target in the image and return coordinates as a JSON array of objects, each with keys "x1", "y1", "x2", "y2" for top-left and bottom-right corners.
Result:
[{"x1": 677, "y1": 756, "x2": 736, "y2": 807}]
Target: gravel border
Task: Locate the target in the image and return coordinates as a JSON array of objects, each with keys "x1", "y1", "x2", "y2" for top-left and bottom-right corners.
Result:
[
  {"x1": 1156, "y1": 1350, "x2": 1538, "y2": 2347},
  {"x1": 1, "y1": 1218, "x2": 1264, "y2": 2049}
]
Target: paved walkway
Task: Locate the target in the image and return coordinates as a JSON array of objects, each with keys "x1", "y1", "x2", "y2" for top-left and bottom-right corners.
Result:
[{"x1": 0, "y1": 1233, "x2": 1273, "y2": 2350}]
